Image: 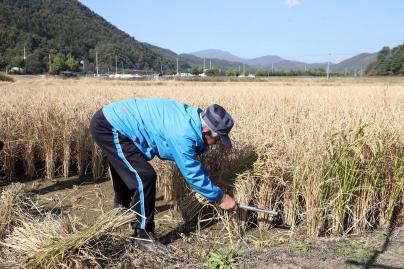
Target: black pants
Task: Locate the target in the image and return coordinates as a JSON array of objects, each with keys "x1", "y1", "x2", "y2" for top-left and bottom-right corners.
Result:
[{"x1": 90, "y1": 109, "x2": 156, "y2": 233}]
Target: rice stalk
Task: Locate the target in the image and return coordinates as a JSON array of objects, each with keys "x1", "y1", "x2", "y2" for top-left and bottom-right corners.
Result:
[
  {"x1": 75, "y1": 128, "x2": 90, "y2": 177},
  {"x1": 383, "y1": 142, "x2": 404, "y2": 225},
  {"x1": 0, "y1": 77, "x2": 403, "y2": 236},
  {"x1": 233, "y1": 171, "x2": 256, "y2": 232},
  {"x1": 179, "y1": 191, "x2": 209, "y2": 222},
  {"x1": 2, "y1": 208, "x2": 134, "y2": 268},
  {"x1": 62, "y1": 127, "x2": 72, "y2": 178},
  {"x1": 91, "y1": 143, "x2": 104, "y2": 179},
  {"x1": 0, "y1": 183, "x2": 25, "y2": 239}
]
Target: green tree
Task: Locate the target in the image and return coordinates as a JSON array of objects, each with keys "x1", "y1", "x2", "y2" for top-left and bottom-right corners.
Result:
[
  {"x1": 191, "y1": 66, "x2": 203, "y2": 75},
  {"x1": 9, "y1": 56, "x2": 25, "y2": 68},
  {"x1": 256, "y1": 70, "x2": 269, "y2": 76},
  {"x1": 375, "y1": 47, "x2": 392, "y2": 75},
  {"x1": 25, "y1": 51, "x2": 47, "y2": 74},
  {"x1": 225, "y1": 69, "x2": 240, "y2": 76},
  {"x1": 205, "y1": 68, "x2": 225, "y2": 77},
  {"x1": 0, "y1": 1, "x2": 177, "y2": 74},
  {"x1": 390, "y1": 45, "x2": 404, "y2": 75},
  {"x1": 51, "y1": 53, "x2": 66, "y2": 74},
  {"x1": 65, "y1": 53, "x2": 79, "y2": 71},
  {"x1": 0, "y1": 55, "x2": 8, "y2": 69}
]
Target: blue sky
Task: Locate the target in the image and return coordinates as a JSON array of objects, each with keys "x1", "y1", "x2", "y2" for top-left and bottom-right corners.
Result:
[{"x1": 79, "y1": 0, "x2": 404, "y2": 63}]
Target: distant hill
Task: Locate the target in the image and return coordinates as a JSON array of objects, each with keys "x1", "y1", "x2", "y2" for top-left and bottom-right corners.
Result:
[
  {"x1": 190, "y1": 49, "x2": 377, "y2": 73},
  {"x1": 191, "y1": 49, "x2": 283, "y2": 68},
  {"x1": 191, "y1": 49, "x2": 245, "y2": 63},
  {"x1": 190, "y1": 49, "x2": 316, "y2": 71},
  {"x1": 245, "y1": 55, "x2": 285, "y2": 67},
  {"x1": 0, "y1": 0, "x2": 176, "y2": 73},
  {"x1": 332, "y1": 53, "x2": 377, "y2": 73},
  {"x1": 0, "y1": 0, "x2": 382, "y2": 75},
  {"x1": 180, "y1": 53, "x2": 249, "y2": 71},
  {"x1": 144, "y1": 46, "x2": 248, "y2": 72}
]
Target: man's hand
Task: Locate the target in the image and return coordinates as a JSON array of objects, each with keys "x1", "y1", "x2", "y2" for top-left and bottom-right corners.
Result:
[{"x1": 218, "y1": 193, "x2": 238, "y2": 211}]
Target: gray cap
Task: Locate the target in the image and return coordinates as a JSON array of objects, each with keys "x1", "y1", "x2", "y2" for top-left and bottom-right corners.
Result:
[{"x1": 201, "y1": 104, "x2": 234, "y2": 148}]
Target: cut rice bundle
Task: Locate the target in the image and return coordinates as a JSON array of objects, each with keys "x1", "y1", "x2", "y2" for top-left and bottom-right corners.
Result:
[{"x1": 2, "y1": 208, "x2": 134, "y2": 268}]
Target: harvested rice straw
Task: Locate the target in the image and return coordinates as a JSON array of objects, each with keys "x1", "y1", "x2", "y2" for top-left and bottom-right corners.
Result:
[
  {"x1": 2, "y1": 208, "x2": 135, "y2": 268},
  {"x1": 233, "y1": 171, "x2": 256, "y2": 232},
  {"x1": 27, "y1": 208, "x2": 134, "y2": 268},
  {"x1": 0, "y1": 183, "x2": 25, "y2": 239},
  {"x1": 180, "y1": 192, "x2": 209, "y2": 221}
]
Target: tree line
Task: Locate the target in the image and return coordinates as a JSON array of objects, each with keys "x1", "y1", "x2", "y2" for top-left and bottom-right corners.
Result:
[
  {"x1": 0, "y1": 0, "x2": 175, "y2": 74},
  {"x1": 366, "y1": 44, "x2": 404, "y2": 75}
]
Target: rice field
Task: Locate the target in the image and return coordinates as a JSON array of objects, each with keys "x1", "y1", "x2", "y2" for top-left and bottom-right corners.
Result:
[{"x1": 0, "y1": 76, "x2": 403, "y2": 267}]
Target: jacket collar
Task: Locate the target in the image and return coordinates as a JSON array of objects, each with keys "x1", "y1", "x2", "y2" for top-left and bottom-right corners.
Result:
[{"x1": 188, "y1": 107, "x2": 208, "y2": 154}]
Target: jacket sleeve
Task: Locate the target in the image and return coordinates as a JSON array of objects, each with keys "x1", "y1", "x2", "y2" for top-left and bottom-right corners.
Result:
[{"x1": 167, "y1": 136, "x2": 223, "y2": 202}]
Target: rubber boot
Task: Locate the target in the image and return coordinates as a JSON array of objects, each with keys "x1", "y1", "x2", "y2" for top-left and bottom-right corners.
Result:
[{"x1": 132, "y1": 228, "x2": 170, "y2": 255}]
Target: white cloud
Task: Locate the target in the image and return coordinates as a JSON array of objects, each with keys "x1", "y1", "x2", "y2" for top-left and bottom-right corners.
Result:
[{"x1": 284, "y1": 0, "x2": 301, "y2": 7}]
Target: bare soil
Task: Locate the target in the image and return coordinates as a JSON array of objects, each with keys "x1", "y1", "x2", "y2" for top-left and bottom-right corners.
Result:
[{"x1": 24, "y1": 176, "x2": 404, "y2": 269}]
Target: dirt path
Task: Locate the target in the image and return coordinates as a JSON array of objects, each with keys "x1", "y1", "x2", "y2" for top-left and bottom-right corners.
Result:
[{"x1": 235, "y1": 229, "x2": 404, "y2": 269}]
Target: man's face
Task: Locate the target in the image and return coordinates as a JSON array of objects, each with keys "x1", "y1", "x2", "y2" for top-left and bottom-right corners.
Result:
[{"x1": 202, "y1": 126, "x2": 220, "y2": 146}]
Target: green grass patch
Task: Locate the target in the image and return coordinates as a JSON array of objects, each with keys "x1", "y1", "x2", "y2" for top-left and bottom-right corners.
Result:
[
  {"x1": 295, "y1": 241, "x2": 310, "y2": 253},
  {"x1": 337, "y1": 242, "x2": 377, "y2": 264},
  {"x1": 205, "y1": 248, "x2": 238, "y2": 269}
]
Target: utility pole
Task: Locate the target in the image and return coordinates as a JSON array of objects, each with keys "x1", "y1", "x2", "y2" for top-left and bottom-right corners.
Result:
[
  {"x1": 326, "y1": 52, "x2": 331, "y2": 80},
  {"x1": 160, "y1": 63, "x2": 163, "y2": 74},
  {"x1": 23, "y1": 46, "x2": 26, "y2": 73},
  {"x1": 176, "y1": 56, "x2": 179, "y2": 76},
  {"x1": 209, "y1": 59, "x2": 212, "y2": 69},
  {"x1": 115, "y1": 55, "x2": 118, "y2": 75},
  {"x1": 272, "y1": 63, "x2": 274, "y2": 73},
  {"x1": 96, "y1": 51, "x2": 99, "y2": 77},
  {"x1": 81, "y1": 60, "x2": 85, "y2": 73},
  {"x1": 48, "y1": 54, "x2": 52, "y2": 73}
]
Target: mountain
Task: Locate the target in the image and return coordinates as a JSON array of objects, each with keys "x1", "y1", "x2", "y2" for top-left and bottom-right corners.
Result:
[
  {"x1": 245, "y1": 55, "x2": 285, "y2": 67},
  {"x1": 191, "y1": 49, "x2": 283, "y2": 68},
  {"x1": 190, "y1": 49, "x2": 377, "y2": 73},
  {"x1": 0, "y1": 0, "x2": 177, "y2": 73},
  {"x1": 144, "y1": 45, "x2": 248, "y2": 72},
  {"x1": 191, "y1": 49, "x2": 245, "y2": 63},
  {"x1": 0, "y1": 0, "x2": 380, "y2": 75},
  {"x1": 190, "y1": 49, "x2": 324, "y2": 71},
  {"x1": 332, "y1": 53, "x2": 377, "y2": 73},
  {"x1": 181, "y1": 53, "x2": 250, "y2": 71}
]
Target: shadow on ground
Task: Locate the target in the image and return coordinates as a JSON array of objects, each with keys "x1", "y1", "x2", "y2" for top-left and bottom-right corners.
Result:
[
  {"x1": 346, "y1": 204, "x2": 403, "y2": 269},
  {"x1": 30, "y1": 176, "x2": 109, "y2": 196}
]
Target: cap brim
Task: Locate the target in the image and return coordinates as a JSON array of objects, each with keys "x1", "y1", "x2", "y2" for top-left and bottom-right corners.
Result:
[{"x1": 220, "y1": 134, "x2": 232, "y2": 149}]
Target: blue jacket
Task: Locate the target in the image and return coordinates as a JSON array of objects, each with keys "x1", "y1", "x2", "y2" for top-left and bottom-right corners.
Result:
[{"x1": 102, "y1": 98, "x2": 223, "y2": 202}]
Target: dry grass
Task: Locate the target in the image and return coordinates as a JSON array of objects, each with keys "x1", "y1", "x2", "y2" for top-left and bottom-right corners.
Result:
[
  {"x1": 0, "y1": 73, "x2": 14, "y2": 82},
  {"x1": 1, "y1": 207, "x2": 134, "y2": 268},
  {"x1": 0, "y1": 183, "x2": 25, "y2": 239},
  {"x1": 0, "y1": 76, "x2": 403, "y2": 237}
]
